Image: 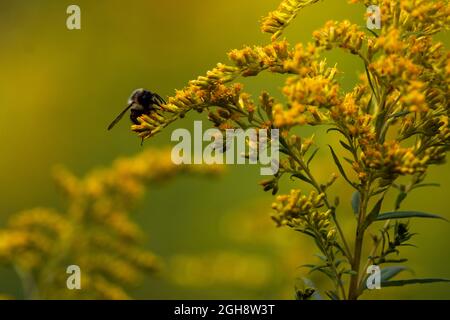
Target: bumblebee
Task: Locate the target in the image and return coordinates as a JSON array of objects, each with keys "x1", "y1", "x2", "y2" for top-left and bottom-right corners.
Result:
[{"x1": 107, "y1": 88, "x2": 166, "y2": 130}]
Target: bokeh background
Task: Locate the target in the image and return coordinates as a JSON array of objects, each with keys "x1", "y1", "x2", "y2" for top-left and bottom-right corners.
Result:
[{"x1": 0, "y1": 0, "x2": 449, "y2": 299}]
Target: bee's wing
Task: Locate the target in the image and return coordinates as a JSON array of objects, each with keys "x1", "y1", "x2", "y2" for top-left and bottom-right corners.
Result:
[{"x1": 107, "y1": 102, "x2": 133, "y2": 130}]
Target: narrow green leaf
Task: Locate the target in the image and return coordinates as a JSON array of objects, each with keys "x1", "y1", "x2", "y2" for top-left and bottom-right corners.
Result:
[
  {"x1": 308, "y1": 264, "x2": 328, "y2": 274},
  {"x1": 371, "y1": 186, "x2": 389, "y2": 196},
  {"x1": 307, "y1": 148, "x2": 320, "y2": 168},
  {"x1": 297, "y1": 229, "x2": 316, "y2": 239},
  {"x1": 398, "y1": 243, "x2": 417, "y2": 248},
  {"x1": 363, "y1": 196, "x2": 384, "y2": 229},
  {"x1": 388, "y1": 110, "x2": 410, "y2": 119},
  {"x1": 290, "y1": 173, "x2": 312, "y2": 184},
  {"x1": 279, "y1": 149, "x2": 291, "y2": 156},
  {"x1": 257, "y1": 104, "x2": 265, "y2": 122},
  {"x1": 383, "y1": 258, "x2": 408, "y2": 263},
  {"x1": 315, "y1": 268, "x2": 335, "y2": 281},
  {"x1": 314, "y1": 254, "x2": 327, "y2": 262},
  {"x1": 343, "y1": 157, "x2": 353, "y2": 165},
  {"x1": 299, "y1": 264, "x2": 316, "y2": 269},
  {"x1": 351, "y1": 191, "x2": 361, "y2": 215},
  {"x1": 375, "y1": 110, "x2": 388, "y2": 138},
  {"x1": 365, "y1": 64, "x2": 377, "y2": 100},
  {"x1": 333, "y1": 242, "x2": 348, "y2": 257},
  {"x1": 376, "y1": 211, "x2": 448, "y2": 221},
  {"x1": 395, "y1": 192, "x2": 407, "y2": 210},
  {"x1": 411, "y1": 183, "x2": 440, "y2": 190},
  {"x1": 382, "y1": 278, "x2": 450, "y2": 287},
  {"x1": 326, "y1": 127, "x2": 346, "y2": 136},
  {"x1": 328, "y1": 145, "x2": 356, "y2": 188},
  {"x1": 339, "y1": 140, "x2": 352, "y2": 152},
  {"x1": 381, "y1": 266, "x2": 410, "y2": 282},
  {"x1": 365, "y1": 93, "x2": 373, "y2": 113}
]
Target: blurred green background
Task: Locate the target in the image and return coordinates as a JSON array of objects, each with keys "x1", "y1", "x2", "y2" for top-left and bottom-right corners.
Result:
[{"x1": 0, "y1": 0, "x2": 449, "y2": 299}]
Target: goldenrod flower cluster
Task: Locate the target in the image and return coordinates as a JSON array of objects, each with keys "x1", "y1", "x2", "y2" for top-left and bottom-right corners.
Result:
[
  {"x1": 261, "y1": 0, "x2": 321, "y2": 41},
  {"x1": 0, "y1": 149, "x2": 220, "y2": 299},
  {"x1": 313, "y1": 20, "x2": 366, "y2": 55},
  {"x1": 272, "y1": 190, "x2": 331, "y2": 230}
]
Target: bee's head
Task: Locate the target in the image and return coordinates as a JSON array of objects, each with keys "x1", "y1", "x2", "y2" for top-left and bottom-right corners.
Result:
[
  {"x1": 129, "y1": 88, "x2": 165, "y2": 108},
  {"x1": 128, "y1": 88, "x2": 153, "y2": 107}
]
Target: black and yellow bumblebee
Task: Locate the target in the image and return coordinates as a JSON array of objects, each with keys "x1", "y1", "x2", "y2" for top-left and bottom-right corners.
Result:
[{"x1": 107, "y1": 88, "x2": 166, "y2": 130}]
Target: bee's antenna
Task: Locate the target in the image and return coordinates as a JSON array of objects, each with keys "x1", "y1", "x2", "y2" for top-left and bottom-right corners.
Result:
[{"x1": 140, "y1": 137, "x2": 144, "y2": 146}]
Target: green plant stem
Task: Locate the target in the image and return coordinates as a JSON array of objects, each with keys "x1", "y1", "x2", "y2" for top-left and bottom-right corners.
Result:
[
  {"x1": 348, "y1": 184, "x2": 370, "y2": 300},
  {"x1": 348, "y1": 231, "x2": 364, "y2": 299},
  {"x1": 357, "y1": 219, "x2": 391, "y2": 294}
]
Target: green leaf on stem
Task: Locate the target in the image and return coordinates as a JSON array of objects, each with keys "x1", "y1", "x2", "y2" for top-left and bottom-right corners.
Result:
[
  {"x1": 388, "y1": 110, "x2": 410, "y2": 119},
  {"x1": 326, "y1": 127, "x2": 346, "y2": 136},
  {"x1": 381, "y1": 266, "x2": 410, "y2": 282},
  {"x1": 395, "y1": 192, "x2": 407, "y2": 211},
  {"x1": 328, "y1": 145, "x2": 356, "y2": 188},
  {"x1": 376, "y1": 211, "x2": 448, "y2": 221},
  {"x1": 290, "y1": 173, "x2": 312, "y2": 185},
  {"x1": 362, "y1": 196, "x2": 384, "y2": 230},
  {"x1": 382, "y1": 278, "x2": 450, "y2": 287},
  {"x1": 351, "y1": 191, "x2": 361, "y2": 216},
  {"x1": 411, "y1": 183, "x2": 440, "y2": 190},
  {"x1": 383, "y1": 258, "x2": 408, "y2": 263},
  {"x1": 307, "y1": 148, "x2": 320, "y2": 168},
  {"x1": 339, "y1": 140, "x2": 353, "y2": 152}
]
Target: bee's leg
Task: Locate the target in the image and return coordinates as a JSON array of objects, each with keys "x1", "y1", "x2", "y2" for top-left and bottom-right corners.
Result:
[
  {"x1": 130, "y1": 114, "x2": 139, "y2": 125},
  {"x1": 152, "y1": 99, "x2": 162, "y2": 108},
  {"x1": 130, "y1": 108, "x2": 142, "y2": 125},
  {"x1": 153, "y1": 94, "x2": 166, "y2": 106}
]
